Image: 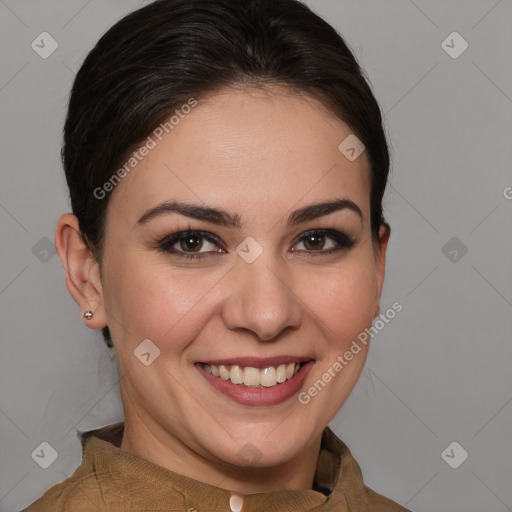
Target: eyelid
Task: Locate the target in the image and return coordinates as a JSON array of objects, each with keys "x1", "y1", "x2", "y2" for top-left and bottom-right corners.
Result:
[
  {"x1": 155, "y1": 230, "x2": 225, "y2": 256},
  {"x1": 291, "y1": 228, "x2": 354, "y2": 247},
  {"x1": 154, "y1": 228, "x2": 355, "y2": 259}
]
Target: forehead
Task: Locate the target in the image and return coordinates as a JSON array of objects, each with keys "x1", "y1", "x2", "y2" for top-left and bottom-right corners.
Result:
[{"x1": 108, "y1": 86, "x2": 371, "y2": 227}]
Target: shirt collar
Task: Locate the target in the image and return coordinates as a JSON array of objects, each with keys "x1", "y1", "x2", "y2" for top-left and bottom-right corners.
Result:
[{"x1": 79, "y1": 422, "x2": 370, "y2": 511}]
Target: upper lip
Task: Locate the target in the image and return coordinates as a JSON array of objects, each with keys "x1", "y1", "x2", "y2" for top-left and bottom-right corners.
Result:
[{"x1": 198, "y1": 356, "x2": 314, "y2": 368}]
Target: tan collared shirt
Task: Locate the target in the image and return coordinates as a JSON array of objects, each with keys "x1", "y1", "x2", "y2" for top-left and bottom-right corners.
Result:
[{"x1": 23, "y1": 422, "x2": 412, "y2": 511}]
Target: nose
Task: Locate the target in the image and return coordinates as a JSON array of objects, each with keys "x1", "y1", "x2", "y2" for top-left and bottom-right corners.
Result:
[{"x1": 221, "y1": 252, "x2": 302, "y2": 341}]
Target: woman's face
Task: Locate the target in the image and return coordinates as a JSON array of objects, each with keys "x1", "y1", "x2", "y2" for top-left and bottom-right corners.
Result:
[{"x1": 97, "y1": 86, "x2": 388, "y2": 469}]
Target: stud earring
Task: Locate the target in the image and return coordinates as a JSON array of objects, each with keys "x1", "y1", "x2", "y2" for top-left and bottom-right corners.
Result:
[{"x1": 83, "y1": 310, "x2": 93, "y2": 320}]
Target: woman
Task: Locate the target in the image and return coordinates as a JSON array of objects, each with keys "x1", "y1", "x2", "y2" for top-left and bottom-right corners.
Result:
[{"x1": 24, "y1": 0, "x2": 411, "y2": 510}]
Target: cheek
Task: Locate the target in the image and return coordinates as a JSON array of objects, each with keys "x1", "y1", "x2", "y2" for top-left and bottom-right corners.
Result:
[
  {"x1": 308, "y1": 255, "x2": 377, "y2": 347},
  {"x1": 104, "y1": 244, "x2": 377, "y2": 358},
  {"x1": 104, "y1": 251, "x2": 214, "y2": 354}
]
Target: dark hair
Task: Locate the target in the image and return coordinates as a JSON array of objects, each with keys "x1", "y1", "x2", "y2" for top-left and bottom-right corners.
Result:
[{"x1": 62, "y1": 0, "x2": 391, "y2": 349}]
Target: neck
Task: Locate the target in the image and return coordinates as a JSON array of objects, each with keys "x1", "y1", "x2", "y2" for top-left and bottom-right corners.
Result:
[{"x1": 119, "y1": 409, "x2": 322, "y2": 494}]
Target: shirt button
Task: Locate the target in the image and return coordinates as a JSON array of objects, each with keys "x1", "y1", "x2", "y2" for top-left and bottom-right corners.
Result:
[{"x1": 229, "y1": 492, "x2": 244, "y2": 512}]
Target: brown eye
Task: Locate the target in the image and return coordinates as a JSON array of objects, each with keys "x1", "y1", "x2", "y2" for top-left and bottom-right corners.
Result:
[
  {"x1": 293, "y1": 229, "x2": 355, "y2": 254},
  {"x1": 156, "y1": 230, "x2": 224, "y2": 259},
  {"x1": 179, "y1": 234, "x2": 203, "y2": 252},
  {"x1": 302, "y1": 233, "x2": 326, "y2": 251}
]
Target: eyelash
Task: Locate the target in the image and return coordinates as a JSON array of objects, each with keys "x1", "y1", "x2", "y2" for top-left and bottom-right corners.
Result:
[{"x1": 154, "y1": 229, "x2": 355, "y2": 260}]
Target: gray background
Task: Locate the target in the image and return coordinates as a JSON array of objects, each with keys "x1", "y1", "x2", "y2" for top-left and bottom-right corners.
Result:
[{"x1": 1, "y1": 0, "x2": 511, "y2": 511}]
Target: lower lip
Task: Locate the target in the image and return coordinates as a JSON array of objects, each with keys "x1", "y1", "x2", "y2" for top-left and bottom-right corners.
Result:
[{"x1": 196, "y1": 361, "x2": 314, "y2": 406}]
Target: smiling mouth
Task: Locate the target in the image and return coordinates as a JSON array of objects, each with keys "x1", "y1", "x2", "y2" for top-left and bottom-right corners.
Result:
[{"x1": 200, "y1": 362, "x2": 307, "y2": 388}]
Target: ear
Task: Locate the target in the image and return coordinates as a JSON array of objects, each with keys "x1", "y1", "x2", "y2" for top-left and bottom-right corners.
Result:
[
  {"x1": 54, "y1": 213, "x2": 108, "y2": 330},
  {"x1": 373, "y1": 222, "x2": 391, "y2": 318}
]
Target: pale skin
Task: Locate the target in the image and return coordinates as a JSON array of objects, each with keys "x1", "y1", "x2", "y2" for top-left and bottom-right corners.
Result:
[{"x1": 55, "y1": 85, "x2": 390, "y2": 494}]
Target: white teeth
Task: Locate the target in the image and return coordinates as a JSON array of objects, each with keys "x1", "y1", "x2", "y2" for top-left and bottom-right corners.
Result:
[
  {"x1": 261, "y1": 366, "x2": 277, "y2": 387},
  {"x1": 276, "y1": 364, "x2": 287, "y2": 383},
  {"x1": 203, "y1": 362, "x2": 304, "y2": 387},
  {"x1": 219, "y1": 365, "x2": 230, "y2": 380},
  {"x1": 230, "y1": 365, "x2": 244, "y2": 384},
  {"x1": 243, "y1": 367, "x2": 261, "y2": 387}
]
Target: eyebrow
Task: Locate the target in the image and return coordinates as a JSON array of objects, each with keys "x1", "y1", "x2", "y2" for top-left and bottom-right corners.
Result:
[{"x1": 136, "y1": 198, "x2": 363, "y2": 228}]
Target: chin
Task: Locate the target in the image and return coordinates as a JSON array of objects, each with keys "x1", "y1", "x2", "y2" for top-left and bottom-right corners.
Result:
[{"x1": 209, "y1": 424, "x2": 316, "y2": 469}]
